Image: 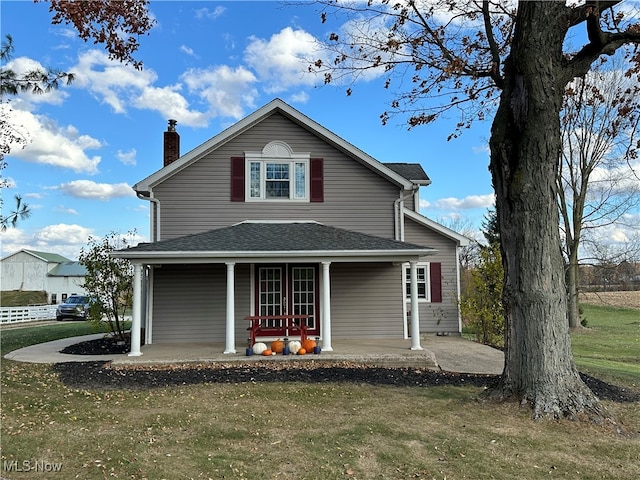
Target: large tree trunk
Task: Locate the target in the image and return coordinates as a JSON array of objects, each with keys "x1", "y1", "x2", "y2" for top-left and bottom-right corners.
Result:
[{"x1": 488, "y1": 3, "x2": 605, "y2": 420}]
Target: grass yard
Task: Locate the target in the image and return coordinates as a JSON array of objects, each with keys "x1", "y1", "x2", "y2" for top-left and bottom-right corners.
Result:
[
  {"x1": 571, "y1": 304, "x2": 640, "y2": 393},
  {"x1": 1, "y1": 307, "x2": 639, "y2": 480}
]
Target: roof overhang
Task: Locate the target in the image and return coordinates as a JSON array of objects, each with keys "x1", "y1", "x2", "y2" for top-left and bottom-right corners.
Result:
[
  {"x1": 111, "y1": 221, "x2": 438, "y2": 264},
  {"x1": 111, "y1": 248, "x2": 437, "y2": 265}
]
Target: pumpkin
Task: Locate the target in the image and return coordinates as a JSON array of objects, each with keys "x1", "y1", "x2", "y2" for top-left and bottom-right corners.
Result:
[
  {"x1": 302, "y1": 338, "x2": 316, "y2": 353},
  {"x1": 288, "y1": 340, "x2": 302, "y2": 354},
  {"x1": 271, "y1": 339, "x2": 284, "y2": 354},
  {"x1": 263, "y1": 349, "x2": 273, "y2": 356},
  {"x1": 252, "y1": 342, "x2": 268, "y2": 355},
  {"x1": 298, "y1": 348, "x2": 307, "y2": 355}
]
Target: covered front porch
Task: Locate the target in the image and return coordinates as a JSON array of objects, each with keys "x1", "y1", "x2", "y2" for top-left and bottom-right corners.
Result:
[{"x1": 112, "y1": 222, "x2": 438, "y2": 358}]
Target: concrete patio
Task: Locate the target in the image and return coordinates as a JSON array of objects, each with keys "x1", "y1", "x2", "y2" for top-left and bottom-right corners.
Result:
[{"x1": 5, "y1": 333, "x2": 504, "y2": 375}]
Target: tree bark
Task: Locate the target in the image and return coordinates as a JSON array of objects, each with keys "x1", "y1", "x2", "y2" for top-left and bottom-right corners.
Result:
[{"x1": 488, "y1": 3, "x2": 605, "y2": 420}]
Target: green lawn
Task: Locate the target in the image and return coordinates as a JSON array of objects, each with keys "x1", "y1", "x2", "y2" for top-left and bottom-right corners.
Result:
[
  {"x1": 0, "y1": 321, "x2": 117, "y2": 357},
  {"x1": 571, "y1": 304, "x2": 640, "y2": 392},
  {"x1": 1, "y1": 307, "x2": 639, "y2": 480}
]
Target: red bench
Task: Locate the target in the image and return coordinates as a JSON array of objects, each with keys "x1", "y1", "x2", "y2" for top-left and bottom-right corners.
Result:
[{"x1": 245, "y1": 314, "x2": 309, "y2": 346}]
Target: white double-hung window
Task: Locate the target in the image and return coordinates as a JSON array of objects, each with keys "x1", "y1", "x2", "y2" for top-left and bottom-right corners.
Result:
[
  {"x1": 246, "y1": 141, "x2": 310, "y2": 201},
  {"x1": 405, "y1": 263, "x2": 429, "y2": 301}
]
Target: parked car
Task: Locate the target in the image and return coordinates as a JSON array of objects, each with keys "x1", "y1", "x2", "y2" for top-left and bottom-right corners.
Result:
[{"x1": 56, "y1": 295, "x2": 94, "y2": 321}]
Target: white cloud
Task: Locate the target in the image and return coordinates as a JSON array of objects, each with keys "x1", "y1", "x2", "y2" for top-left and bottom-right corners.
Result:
[
  {"x1": 24, "y1": 192, "x2": 44, "y2": 199},
  {"x1": 133, "y1": 85, "x2": 208, "y2": 126},
  {"x1": 244, "y1": 27, "x2": 322, "y2": 93},
  {"x1": 55, "y1": 180, "x2": 135, "y2": 200},
  {"x1": 72, "y1": 50, "x2": 159, "y2": 113},
  {"x1": 288, "y1": 91, "x2": 310, "y2": 104},
  {"x1": 2, "y1": 104, "x2": 102, "y2": 174},
  {"x1": 432, "y1": 194, "x2": 495, "y2": 210},
  {"x1": 0, "y1": 224, "x2": 94, "y2": 260},
  {"x1": 56, "y1": 205, "x2": 79, "y2": 215},
  {"x1": 181, "y1": 65, "x2": 258, "y2": 119},
  {"x1": 609, "y1": 229, "x2": 630, "y2": 243},
  {"x1": 116, "y1": 149, "x2": 137, "y2": 166},
  {"x1": 180, "y1": 45, "x2": 196, "y2": 57},
  {"x1": 35, "y1": 223, "x2": 93, "y2": 245},
  {"x1": 194, "y1": 6, "x2": 226, "y2": 20},
  {"x1": 33, "y1": 224, "x2": 94, "y2": 259}
]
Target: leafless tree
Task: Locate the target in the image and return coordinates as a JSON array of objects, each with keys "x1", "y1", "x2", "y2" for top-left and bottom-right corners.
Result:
[{"x1": 558, "y1": 65, "x2": 640, "y2": 327}]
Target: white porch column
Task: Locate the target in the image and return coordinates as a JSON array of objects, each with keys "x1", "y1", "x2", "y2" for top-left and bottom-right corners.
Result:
[
  {"x1": 129, "y1": 263, "x2": 143, "y2": 356},
  {"x1": 410, "y1": 261, "x2": 423, "y2": 350},
  {"x1": 321, "y1": 261, "x2": 333, "y2": 351},
  {"x1": 224, "y1": 262, "x2": 236, "y2": 354}
]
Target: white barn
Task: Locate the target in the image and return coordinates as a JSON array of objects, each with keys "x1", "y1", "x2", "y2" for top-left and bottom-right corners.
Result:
[{"x1": 0, "y1": 249, "x2": 87, "y2": 304}]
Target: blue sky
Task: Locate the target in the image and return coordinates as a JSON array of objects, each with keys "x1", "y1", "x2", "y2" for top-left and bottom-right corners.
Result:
[{"x1": 4, "y1": 0, "x2": 626, "y2": 260}]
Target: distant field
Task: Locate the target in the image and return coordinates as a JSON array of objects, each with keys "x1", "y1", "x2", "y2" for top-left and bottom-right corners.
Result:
[
  {"x1": 579, "y1": 290, "x2": 640, "y2": 310},
  {"x1": 0, "y1": 290, "x2": 48, "y2": 307}
]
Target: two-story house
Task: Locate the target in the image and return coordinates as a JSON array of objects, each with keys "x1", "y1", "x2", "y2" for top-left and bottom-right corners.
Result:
[{"x1": 114, "y1": 99, "x2": 469, "y2": 356}]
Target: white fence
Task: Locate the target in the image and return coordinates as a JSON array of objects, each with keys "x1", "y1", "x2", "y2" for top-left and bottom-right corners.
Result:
[{"x1": 0, "y1": 305, "x2": 58, "y2": 324}]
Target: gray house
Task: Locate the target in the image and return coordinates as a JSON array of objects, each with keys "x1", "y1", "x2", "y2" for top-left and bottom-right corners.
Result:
[{"x1": 114, "y1": 99, "x2": 469, "y2": 356}]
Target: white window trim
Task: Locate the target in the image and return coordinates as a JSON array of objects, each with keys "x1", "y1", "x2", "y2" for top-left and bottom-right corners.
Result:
[
  {"x1": 403, "y1": 262, "x2": 431, "y2": 303},
  {"x1": 245, "y1": 141, "x2": 311, "y2": 202}
]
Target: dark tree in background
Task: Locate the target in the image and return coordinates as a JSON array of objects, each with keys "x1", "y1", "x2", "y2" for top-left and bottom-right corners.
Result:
[{"x1": 313, "y1": 0, "x2": 640, "y2": 420}]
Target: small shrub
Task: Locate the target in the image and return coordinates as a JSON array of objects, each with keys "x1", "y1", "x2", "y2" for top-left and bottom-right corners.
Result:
[{"x1": 459, "y1": 243, "x2": 504, "y2": 348}]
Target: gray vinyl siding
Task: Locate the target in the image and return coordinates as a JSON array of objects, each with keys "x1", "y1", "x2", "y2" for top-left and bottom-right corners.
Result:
[
  {"x1": 151, "y1": 264, "x2": 251, "y2": 343},
  {"x1": 403, "y1": 217, "x2": 461, "y2": 333},
  {"x1": 330, "y1": 263, "x2": 405, "y2": 339},
  {"x1": 154, "y1": 112, "x2": 400, "y2": 240}
]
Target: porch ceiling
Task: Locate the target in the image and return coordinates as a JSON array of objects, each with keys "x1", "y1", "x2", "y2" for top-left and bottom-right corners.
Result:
[{"x1": 112, "y1": 221, "x2": 437, "y2": 263}]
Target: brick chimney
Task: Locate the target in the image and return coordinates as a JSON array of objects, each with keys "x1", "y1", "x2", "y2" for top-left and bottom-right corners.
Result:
[{"x1": 163, "y1": 119, "x2": 180, "y2": 167}]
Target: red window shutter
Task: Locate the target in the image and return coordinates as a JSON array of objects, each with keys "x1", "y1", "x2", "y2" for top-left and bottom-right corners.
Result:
[
  {"x1": 310, "y1": 157, "x2": 324, "y2": 202},
  {"x1": 430, "y1": 262, "x2": 442, "y2": 303},
  {"x1": 230, "y1": 157, "x2": 245, "y2": 202}
]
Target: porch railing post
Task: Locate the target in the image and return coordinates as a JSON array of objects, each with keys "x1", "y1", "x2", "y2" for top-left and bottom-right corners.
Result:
[
  {"x1": 224, "y1": 262, "x2": 236, "y2": 354},
  {"x1": 410, "y1": 261, "x2": 423, "y2": 350},
  {"x1": 321, "y1": 261, "x2": 333, "y2": 352},
  {"x1": 129, "y1": 263, "x2": 143, "y2": 356}
]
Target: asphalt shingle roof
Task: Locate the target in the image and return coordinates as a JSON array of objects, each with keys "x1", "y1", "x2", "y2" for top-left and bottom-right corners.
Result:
[
  {"x1": 125, "y1": 222, "x2": 432, "y2": 254},
  {"x1": 384, "y1": 163, "x2": 431, "y2": 183}
]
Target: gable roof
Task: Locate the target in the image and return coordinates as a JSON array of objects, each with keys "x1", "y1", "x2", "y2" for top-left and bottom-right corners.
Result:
[
  {"x1": 48, "y1": 261, "x2": 88, "y2": 277},
  {"x1": 1, "y1": 249, "x2": 71, "y2": 263},
  {"x1": 385, "y1": 163, "x2": 431, "y2": 185},
  {"x1": 135, "y1": 98, "x2": 419, "y2": 193},
  {"x1": 113, "y1": 221, "x2": 437, "y2": 263}
]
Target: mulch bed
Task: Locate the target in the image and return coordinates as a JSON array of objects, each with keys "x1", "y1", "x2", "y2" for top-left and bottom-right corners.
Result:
[
  {"x1": 60, "y1": 336, "x2": 132, "y2": 355},
  {"x1": 54, "y1": 337, "x2": 640, "y2": 403}
]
